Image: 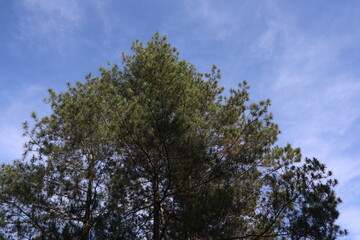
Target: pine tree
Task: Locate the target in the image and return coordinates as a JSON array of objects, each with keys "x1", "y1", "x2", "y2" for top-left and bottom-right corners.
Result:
[{"x1": 0, "y1": 33, "x2": 347, "y2": 240}]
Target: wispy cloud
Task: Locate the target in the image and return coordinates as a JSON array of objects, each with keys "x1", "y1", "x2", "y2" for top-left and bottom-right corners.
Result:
[
  {"x1": 0, "y1": 124, "x2": 25, "y2": 163},
  {"x1": 0, "y1": 84, "x2": 48, "y2": 163},
  {"x1": 91, "y1": 0, "x2": 112, "y2": 37},
  {"x1": 14, "y1": 0, "x2": 83, "y2": 51},
  {"x1": 251, "y1": 2, "x2": 360, "y2": 236},
  {"x1": 182, "y1": 0, "x2": 241, "y2": 40}
]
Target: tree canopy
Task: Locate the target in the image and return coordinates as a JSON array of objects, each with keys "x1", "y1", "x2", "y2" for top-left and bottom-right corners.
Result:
[{"x1": 0, "y1": 33, "x2": 347, "y2": 240}]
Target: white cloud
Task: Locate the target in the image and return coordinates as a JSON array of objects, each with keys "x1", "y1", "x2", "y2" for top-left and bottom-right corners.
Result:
[
  {"x1": 91, "y1": 0, "x2": 112, "y2": 37},
  {"x1": 182, "y1": 0, "x2": 240, "y2": 40},
  {"x1": 22, "y1": 0, "x2": 81, "y2": 22},
  {"x1": 15, "y1": 0, "x2": 83, "y2": 51},
  {"x1": 0, "y1": 101, "x2": 29, "y2": 163},
  {"x1": 0, "y1": 85, "x2": 49, "y2": 163},
  {"x1": 253, "y1": 26, "x2": 277, "y2": 59},
  {"x1": 0, "y1": 125, "x2": 25, "y2": 163},
  {"x1": 252, "y1": 3, "x2": 359, "y2": 148},
  {"x1": 250, "y1": 3, "x2": 360, "y2": 238}
]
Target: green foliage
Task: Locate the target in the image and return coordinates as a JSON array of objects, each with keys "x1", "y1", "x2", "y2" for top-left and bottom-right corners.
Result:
[{"x1": 0, "y1": 33, "x2": 346, "y2": 240}]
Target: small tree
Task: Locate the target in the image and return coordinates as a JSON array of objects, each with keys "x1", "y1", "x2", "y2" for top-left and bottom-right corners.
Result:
[{"x1": 0, "y1": 34, "x2": 347, "y2": 240}]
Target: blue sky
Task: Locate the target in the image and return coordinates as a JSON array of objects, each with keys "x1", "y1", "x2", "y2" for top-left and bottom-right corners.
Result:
[{"x1": 1, "y1": 0, "x2": 360, "y2": 238}]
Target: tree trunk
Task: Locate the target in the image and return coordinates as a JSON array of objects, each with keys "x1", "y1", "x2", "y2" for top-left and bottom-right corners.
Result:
[
  {"x1": 82, "y1": 158, "x2": 95, "y2": 240},
  {"x1": 153, "y1": 175, "x2": 161, "y2": 240}
]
